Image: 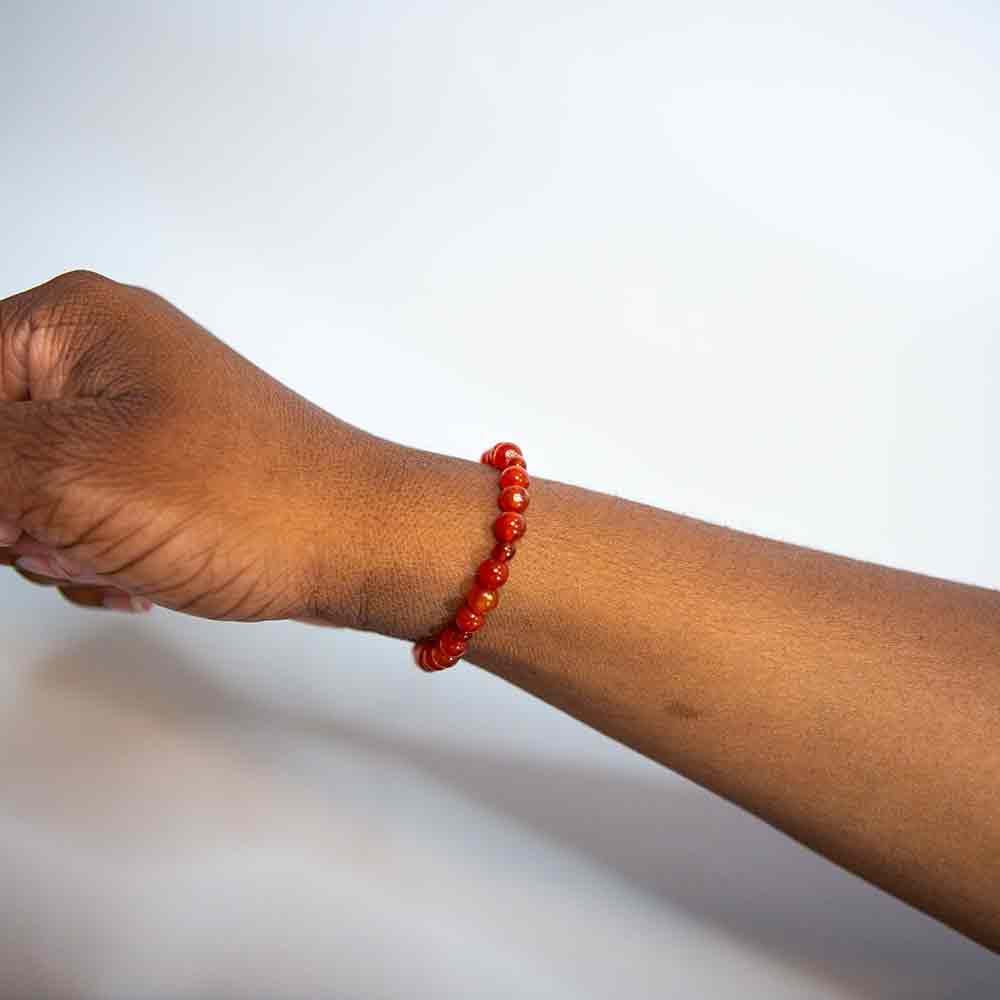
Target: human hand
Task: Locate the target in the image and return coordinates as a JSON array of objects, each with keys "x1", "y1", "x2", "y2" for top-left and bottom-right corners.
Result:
[{"x1": 0, "y1": 270, "x2": 381, "y2": 626}]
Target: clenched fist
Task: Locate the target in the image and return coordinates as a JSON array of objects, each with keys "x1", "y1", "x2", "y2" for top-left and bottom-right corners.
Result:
[{"x1": 0, "y1": 270, "x2": 384, "y2": 626}]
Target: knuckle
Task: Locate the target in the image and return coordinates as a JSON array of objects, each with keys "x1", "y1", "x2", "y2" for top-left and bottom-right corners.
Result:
[
  {"x1": 18, "y1": 277, "x2": 132, "y2": 400},
  {"x1": 48, "y1": 269, "x2": 115, "y2": 293},
  {"x1": 2, "y1": 271, "x2": 114, "y2": 334},
  {"x1": 29, "y1": 272, "x2": 117, "y2": 332},
  {"x1": 2, "y1": 271, "x2": 131, "y2": 404},
  {"x1": 37, "y1": 271, "x2": 120, "y2": 326}
]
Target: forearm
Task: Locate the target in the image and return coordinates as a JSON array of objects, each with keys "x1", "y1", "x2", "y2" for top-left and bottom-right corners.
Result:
[{"x1": 331, "y1": 435, "x2": 1000, "y2": 951}]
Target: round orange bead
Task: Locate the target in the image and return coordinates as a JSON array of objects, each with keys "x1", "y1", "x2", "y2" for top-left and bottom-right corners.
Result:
[
  {"x1": 417, "y1": 643, "x2": 438, "y2": 671},
  {"x1": 476, "y1": 558, "x2": 509, "y2": 590},
  {"x1": 438, "y1": 627, "x2": 468, "y2": 658},
  {"x1": 414, "y1": 441, "x2": 531, "y2": 672},
  {"x1": 488, "y1": 442, "x2": 523, "y2": 470},
  {"x1": 498, "y1": 485, "x2": 529, "y2": 514},
  {"x1": 455, "y1": 604, "x2": 485, "y2": 633},
  {"x1": 429, "y1": 644, "x2": 460, "y2": 669},
  {"x1": 467, "y1": 586, "x2": 499, "y2": 614},
  {"x1": 499, "y1": 465, "x2": 530, "y2": 490},
  {"x1": 491, "y1": 541, "x2": 516, "y2": 563},
  {"x1": 494, "y1": 512, "x2": 526, "y2": 543}
]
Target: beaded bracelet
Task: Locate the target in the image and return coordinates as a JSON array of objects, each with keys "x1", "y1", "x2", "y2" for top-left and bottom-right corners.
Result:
[{"x1": 412, "y1": 441, "x2": 529, "y2": 672}]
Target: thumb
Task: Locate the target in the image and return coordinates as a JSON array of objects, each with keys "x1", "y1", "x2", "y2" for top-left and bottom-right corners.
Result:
[
  {"x1": 0, "y1": 270, "x2": 112, "y2": 403},
  {"x1": 0, "y1": 271, "x2": 125, "y2": 540}
]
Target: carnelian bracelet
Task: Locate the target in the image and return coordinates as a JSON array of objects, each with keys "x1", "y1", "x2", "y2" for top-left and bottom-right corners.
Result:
[{"x1": 412, "y1": 441, "x2": 529, "y2": 672}]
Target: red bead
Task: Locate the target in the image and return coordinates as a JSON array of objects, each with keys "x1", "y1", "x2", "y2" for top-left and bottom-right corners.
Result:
[
  {"x1": 488, "y1": 442, "x2": 523, "y2": 470},
  {"x1": 455, "y1": 604, "x2": 485, "y2": 633},
  {"x1": 491, "y1": 541, "x2": 516, "y2": 563},
  {"x1": 476, "y1": 558, "x2": 509, "y2": 590},
  {"x1": 438, "y1": 627, "x2": 468, "y2": 658},
  {"x1": 498, "y1": 485, "x2": 529, "y2": 514},
  {"x1": 499, "y1": 465, "x2": 530, "y2": 490},
  {"x1": 429, "y1": 644, "x2": 460, "y2": 669},
  {"x1": 494, "y1": 512, "x2": 526, "y2": 543},
  {"x1": 466, "y1": 586, "x2": 499, "y2": 614},
  {"x1": 420, "y1": 441, "x2": 530, "y2": 676},
  {"x1": 417, "y1": 643, "x2": 438, "y2": 671}
]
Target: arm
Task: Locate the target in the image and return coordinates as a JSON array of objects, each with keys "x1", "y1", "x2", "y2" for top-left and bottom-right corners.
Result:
[
  {"x1": 2, "y1": 271, "x2": 996, "y2": 952},
  {"x1": 312, "y1": 436, "x2": 1000, "y2": 952}
]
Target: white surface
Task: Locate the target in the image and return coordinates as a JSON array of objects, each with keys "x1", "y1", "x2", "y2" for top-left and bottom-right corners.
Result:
[{"x1": 1, "y1": 1, "x2": 998, "y2": 996}]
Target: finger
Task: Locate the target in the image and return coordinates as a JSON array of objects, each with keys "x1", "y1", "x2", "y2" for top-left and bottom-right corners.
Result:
[
  {"x1": 58, "y1": 585, "x2": 153, "y2": 613},
  {"x1": 0, "y1": 400, "x2": 65, "y2": 522},
  {"x1": 0, "y1": 270, "x2": 114, "y2": 403},
  {"x1": 1, "y1": 274, "x2": 128, "y2": 523},
  {"x1": 0, "y1": 395, "x2": 121, "y2": 541},
  {"x1": 11, "y1": 563, "x2": 61, "y2": 587},
  {"x1": 0, "y1": 519, "x2": 19, "y2": 546},
  {"x1": 100, "y1": 592, "x2": 154, "y2": 613},
  {"x1": 11, "y1": 550, "x2": 114, "y2": 586},
  {"x1": 0, "y1": 282, "x2": 36, "y2": 403},
  {"x1": 9, "y1": 565, "x2": 154, "y2": 613},
  {"x1": 9, "y1": 558, "x2": 111, "y2": 591},
  {"x1": 11, "y1": 536, "x2": 64, "y2": 558},
  {"x1": 57, "y1": 584, "x2": 113, "y2": 609}
]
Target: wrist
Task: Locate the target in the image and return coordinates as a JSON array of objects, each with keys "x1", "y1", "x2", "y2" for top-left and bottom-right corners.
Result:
[
  {"x1": 313, "y1": 435, "x2": 501, "y2": 640},
  {"x1": 292, "y1": 420, "x2": 406, "y2": 630}
]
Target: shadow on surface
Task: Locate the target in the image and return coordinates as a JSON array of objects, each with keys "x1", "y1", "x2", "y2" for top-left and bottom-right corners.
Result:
[{"x1": 5, "y1": 626, "x2": 998, "y2": 999}]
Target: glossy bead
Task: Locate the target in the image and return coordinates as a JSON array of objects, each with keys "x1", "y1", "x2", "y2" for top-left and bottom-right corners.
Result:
[
  {"x1": 491, "y1": 541, "x2": 516, "y2": 563},
  {"x1": 429, "y1": 644, "x2": 460, "y2": 670},
  {"x1": 417, "y1": 643, "x2": 438, "y2": 671},
  {"x1": 415, "y1": 440, "x2": 530, "y2": 674},
  {"x1": 494, "y1": 512, "x2": 526, "y2": 543},
  {"x1": 476, "y1": 557, "x2": 509, "y2": 590},
  {"x1": 438, "y1": 627, "x2": 468, "y2": 658},
  {"x1": 498, "y1": 485, "x2": 529, "y2": 514},
  {"x1": 466, "y1": 585, "x2": 499, "y2": 614},
  {"x1": 455, "y1": 604, "x2": 485, "y2": 633},
  {"x1": 488, "y1": 442, "x2": 523, "y2": 470},
  {"x1": 499, "y1": 465, "x2": 530, "y2": 490}
]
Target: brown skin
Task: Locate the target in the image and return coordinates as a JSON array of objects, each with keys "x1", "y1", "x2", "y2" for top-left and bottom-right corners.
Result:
[
  {"x1": 0, "y1": 270, "x2": 377, "y2": 624},
  {"x1": 2, "y1": 271, "x2": 999, "y2": 952}
]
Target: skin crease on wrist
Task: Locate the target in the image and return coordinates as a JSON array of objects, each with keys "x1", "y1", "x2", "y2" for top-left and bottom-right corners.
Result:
[
  {"x1": 1, "y1": 271, "x2": 997, "y2": 955},
  {"x1": 319, "y1": 434, "x2": 1000, "y2": 955}
]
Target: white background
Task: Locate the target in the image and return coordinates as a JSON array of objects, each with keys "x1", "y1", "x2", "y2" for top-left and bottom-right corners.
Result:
[{"x1": 1, "y1": 1, "x2": 998, "y2": 996}]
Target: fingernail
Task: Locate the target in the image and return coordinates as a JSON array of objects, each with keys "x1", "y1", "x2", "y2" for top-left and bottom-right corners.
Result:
[
  {"x1": 15, "y1": 555, "x2": 56, "y2": 577},
  {"x1": 103, "y1": 594, "x2": 154, "y2": 613}
]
